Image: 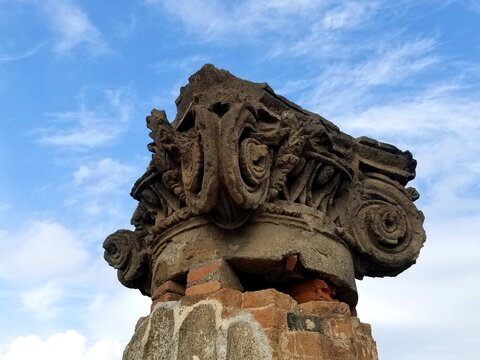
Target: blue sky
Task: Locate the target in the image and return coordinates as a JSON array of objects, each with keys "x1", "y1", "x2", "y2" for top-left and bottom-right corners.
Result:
[{"x1": 0, "y1": 0, "x2": 479, "y2": 359}]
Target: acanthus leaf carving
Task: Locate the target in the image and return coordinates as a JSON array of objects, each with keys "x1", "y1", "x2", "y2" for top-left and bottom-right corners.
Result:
[{"x1": 103, "y1": 65, "x2": 426, "y2": 303}]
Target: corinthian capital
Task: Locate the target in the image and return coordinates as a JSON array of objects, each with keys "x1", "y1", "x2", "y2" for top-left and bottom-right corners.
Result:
[{"x1": 104, "y1": 65, "x2": 425, "y2": 306}]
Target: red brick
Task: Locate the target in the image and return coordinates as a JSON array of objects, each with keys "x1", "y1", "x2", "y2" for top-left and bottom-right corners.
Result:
[
  {"x1": 185, "y1": 280, "x2": 222, "y2": 296},
  {"x1": 187, "y1": 262, "x2": 221, "y2": 283},
  {"x1": 285, "y1": 255, "x2": 298, "y2": 271},
  {"x1": 356, "y1": 322, "x2": 373, "y2": 338},
  {"x1": 322, "y1": 337, "x2": 356, "y2": 360},
  {"x1": 248, "y1": 304, "x2": 279, "y2": 328},
  {"x1": 151, "y1": 293, "x2": 183, "y2": 311},
  {"x1": 160, "y1": 292, "x2": 182, "y2": 302},
  {"x1": 295, "y1": 332, "x2": 322, "y2": 357},
  {"x1": 324, "y1": 318, "x2": 354, "y2": 339},
  {"x1": 204, "y1": 288, "x2": 243, "y2": 317},
  {"x1": 299, "y1": 300, "x2": 350, "y2": 318},
  {"x1": 287, "y1": 279, "x2": 336, "y2": 304},
  {"x1": 279, "y1": 332, "x2": 323, "y2": 358},
  {"x1": 151, "y1": 280, "x2": 185, "y2": 300},
  {"x1": 242, "y1": 289, "x2": 294, "y2": 310},
  {"x1": 279, "y1": 332, "x2": 296, "y2": 356},
  {"x1": 262, "y1": 327, "x2": 280, "y2": 346},
  {"x1": 207, "y1": 288, "x2": 243, "y2": 308},
  {"x1": 354, "y1": 339, "x2": 378, "y2": 360}
]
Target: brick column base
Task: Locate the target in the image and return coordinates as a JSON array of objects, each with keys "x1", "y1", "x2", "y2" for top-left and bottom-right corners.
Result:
[{"x1": 124, "y1": 288, "x2": 378, "y2": 360}]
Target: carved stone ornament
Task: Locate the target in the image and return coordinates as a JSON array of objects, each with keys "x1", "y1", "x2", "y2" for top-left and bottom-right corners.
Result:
[{"x1": 104, "y1": 65, "x2": 425, "y2": 306}]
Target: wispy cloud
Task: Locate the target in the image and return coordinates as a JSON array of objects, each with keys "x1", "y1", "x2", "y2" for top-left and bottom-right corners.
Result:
[
  {"x1": 38, "y1": 86, "x2": 134, "y2": 149},
  {"x1": 282, "y1": 32, "x2": 479, "y2": 220},
  {"x1": 321, "y1": 2, "x2": 378, "y2": 30},
  {"x1": 281, "y1": 37, "x2": 438, "y2": 117},
  {"x1": 465, "y1": 0, "x2": 480, "y2": 13},
  {"x1": 0, "y1": 41, "x2": 48, "y2": 63},
  {"x1": 338, "y1": 85, "x2": 480, "y2": 218},
  {"x1": 145, "y1": 0, "x2": 371, "y2": 41},
  {"x1": 265, "y1": 13, "x2": 480, "y2": 356},
  {"x1": 71, "y1": 158, "x2": 138, "y2": 216},
  {"x1": 21, "y1": 282, "x2": 65, "y2": 320},
  {"x1": 151, "y1": 54, "x2": 210, "y2": 74},
  {"x1": 39, "y1": 0, "x2": 109, "y2": 55}
]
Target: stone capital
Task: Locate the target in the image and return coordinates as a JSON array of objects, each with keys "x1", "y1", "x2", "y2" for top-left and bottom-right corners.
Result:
[{"x1": 103, "y1": 64, "x2": 425, "y2": 306}]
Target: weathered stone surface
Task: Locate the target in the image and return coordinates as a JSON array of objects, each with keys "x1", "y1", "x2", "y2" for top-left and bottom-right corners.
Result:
[
  {"x1": 226, "y1": 321, "x2": 266, "y2": 360},
  {"x1": 122, "y1": 316, "x2": 149, "y2": 360},
  {"x1": 123, "y1": 306, "x2": 175, "y2": 360},
  {"x1": 104, "y1": 64, "x2": 425, "y2": 307},
  {"x1": 177, "y1": 304, "x2": 218, "y2": 360},
  {"x1": 104, "y1": 64, "x2": 424, "y2": 359},
  {"x1": 143, "y1": 306, "x2": 175, "y2": 359},
  {"x1": 122, "y1": 288, "x2": 377, "y2": 360}
]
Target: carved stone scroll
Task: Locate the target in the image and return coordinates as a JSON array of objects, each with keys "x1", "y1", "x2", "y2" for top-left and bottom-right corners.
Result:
[{"x1": 103, "y1": 64, "x2": 426, "y2": 308}]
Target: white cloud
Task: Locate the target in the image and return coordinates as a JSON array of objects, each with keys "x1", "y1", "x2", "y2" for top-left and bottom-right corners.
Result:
[
  {"x1": 146, "y1": 0, "x2": 360, "y2": 41},
  {"x1": 321, "y1": 2, "x2": 378, "y2": 30},
  {"x1": 0, "y1": 221, "x2": 88, "y2": 282},
  {"x1": 0, "y1": 218, "x2": 149, "y2": 349},
  {"x1": 332, "y1": 84, "x2": 480, "y2": 219},
  {"x1": 146, "y1": 0, "x2": 381, "y2": 63},
  {"x1": 262, "y1": 10, "x2": 480, "y2": 356},
  {"x1": 83, "y1": 290, "x2": 150, "y2": 341},
  {"x1": 357, "y1": 216, "x2": 480, "y2": 360},
  {"x1": 288, "y1": 37, "x2": 438, "y2": 117},
  {"x1": 38, "y1": 87, "x2": 134, "y2": 149},
  {"x1": 40, "y1": 0, "x2": 109, "y2": 55},
  {"x1": 346, "y1": 39, "x2": 437, "y2": 87},
  {"x1": 151, "y1": 54, "x2": 210, "y2": 74},
  {"x1": 145, "y1": 0, "x2": 229, "y2": 40},
  {"x1": 73, "y1": 158, "x2": 137, "y2": 195},
  {"x1": 21, "y1": 282, "x2": 64, "y2": 319},
  {"x1": 0, "y1": 330, "x2": 123, "y2": 360},
  {"x1": 70, "y1": 157, "x2": 139, "y2": 217}
]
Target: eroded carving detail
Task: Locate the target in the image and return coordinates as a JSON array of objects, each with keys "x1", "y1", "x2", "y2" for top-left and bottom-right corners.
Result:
[
  {"x1": 104, "y1": 230, "x2": 150, "y2": 295},
  {"x1": 103, "y1": 64, "x2": 426, "y2": 305}
]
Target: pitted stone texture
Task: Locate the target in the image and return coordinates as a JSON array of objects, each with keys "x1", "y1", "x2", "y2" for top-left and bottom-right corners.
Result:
[
  {"x1": 226, "y1": 321, "x2": 267, "y2": 360},
  {"x1": 177, "y1": 304, "x2": 218, "y2": 360},
  {"x1": 104, "y1": 64, "x2": 426, "y2": 302},
  {"x1": 123, "y1": 288, "x2": 378, "y2": 359},
  {"x1": 105, "y1": 65, "x2": 412, "y2": 360},
  {"x1": 122, "y1": 317, "x2": 149, "y2": 360},
  {"x1": 123, "y1": 306, "x2": 174, "y2": 360}
]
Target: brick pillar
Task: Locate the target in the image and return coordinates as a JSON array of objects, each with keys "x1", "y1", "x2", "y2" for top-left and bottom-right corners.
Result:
[
  {"x1": 124, "y1": 287, "x2": 378, "y2": 360},
  {"x1": 100, "y1": 65, "x2": 426, "y2": 360}
]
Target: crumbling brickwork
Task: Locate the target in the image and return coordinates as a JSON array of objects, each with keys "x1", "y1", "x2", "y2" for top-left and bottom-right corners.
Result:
[
  {"x1": 125, "y1": 288, "x2": 377, "y2": 360},
  {"x1": 103, "y1": 65, "x2": 425, "y2": 359}
]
